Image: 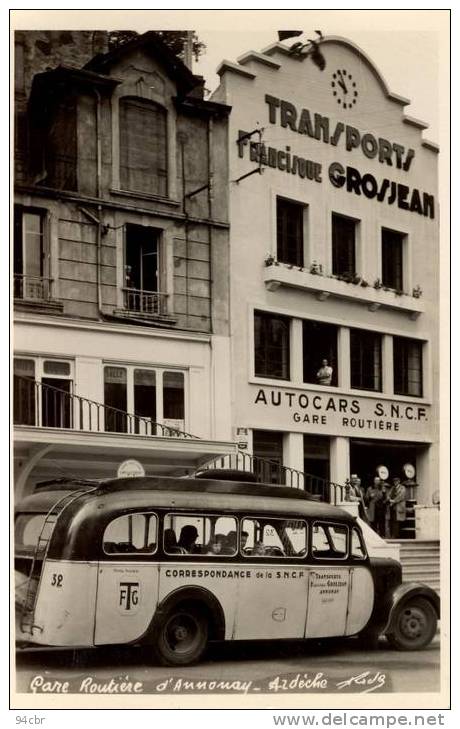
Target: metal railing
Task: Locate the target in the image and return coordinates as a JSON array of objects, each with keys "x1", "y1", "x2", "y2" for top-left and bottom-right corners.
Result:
[
  {"x1": 14, "y1": 275, "x2": 53, "y2": 301},
  {"x1": 122, "y1": 288, "x2": 169, "y2": 316},
  {"x1": 197, "y1": 452, "x2": 345, "y2": 504},
  {"x1": 13, "y1": 375, "x2": 198, "y2": 439}
]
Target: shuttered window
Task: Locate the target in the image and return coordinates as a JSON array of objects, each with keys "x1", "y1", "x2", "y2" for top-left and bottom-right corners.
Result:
[
  {"x1": 119, "y1": 98, "x2": 167, "y2": 196},
  {"x1": 45, "y1": 95, "x2": 78, "y2": 191}
]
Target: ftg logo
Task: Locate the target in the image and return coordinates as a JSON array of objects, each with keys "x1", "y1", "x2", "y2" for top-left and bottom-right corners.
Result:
[{"x1": 118, "y1": 581, "x2": 140, "y2": 613}]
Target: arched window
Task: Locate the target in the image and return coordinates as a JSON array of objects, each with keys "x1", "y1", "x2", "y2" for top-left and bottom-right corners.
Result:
[{"x1": 119, "y1": 97, "x2": 167, "y2": 196}]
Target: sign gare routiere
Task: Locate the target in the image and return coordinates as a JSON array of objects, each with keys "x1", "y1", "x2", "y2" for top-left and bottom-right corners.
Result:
[
  {"x1": 250, "y1": 386, "x2": 430, "y2": 441},
  {"x1": 237, "y1": 94, "x2": 435, "y2": 219}
]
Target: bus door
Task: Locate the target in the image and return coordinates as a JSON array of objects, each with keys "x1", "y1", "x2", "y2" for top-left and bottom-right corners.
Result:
[
  {"x1": 304, "y1": 522, "x2": 351, "y2": 639},
  {"x1": 305, "y1": 524, "x2": 375, "y2": 638},
  {"x1": 94, "y1": 512, "x2": 160, "y2": 645},
  {"x1": 232, "y1": 517, "x2": 309, "y2": 641}
]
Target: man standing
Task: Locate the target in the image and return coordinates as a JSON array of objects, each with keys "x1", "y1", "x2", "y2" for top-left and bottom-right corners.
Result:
[
  {"x1": 316, "y1": 359, "x2": 333, "y2": 385},
  {"x1": 345, "y1": 474, "x2": 368, "y2": 522},
  {"x1": 388, "y1": 476, "x2": 407, "y2": 539}
]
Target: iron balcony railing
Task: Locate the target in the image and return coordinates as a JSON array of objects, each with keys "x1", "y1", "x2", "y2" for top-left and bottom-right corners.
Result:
[
  {"x1": 122, "y1": 288, "x2": 169, "y2": 316},
  {"x1": 13, "y1": 375, "x2": 198, "y2": 439},
  {"x1": 198, "y1": 452, "x2": 345, "y2": 505},
  {"x1": 14, "y1": 275, "x2": 53, "y2": 302}
]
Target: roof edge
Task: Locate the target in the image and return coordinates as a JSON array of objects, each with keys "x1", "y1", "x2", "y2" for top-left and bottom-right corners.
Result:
[
  {"x1": 216, "y1": 59, "x2": 256, "y2": 80},
  {"x1": 237, "y1": 50, "x2": 281, "y2": 70},
  {"x1": 262, "y1": 36, "x2": 411, "y2": 107}
]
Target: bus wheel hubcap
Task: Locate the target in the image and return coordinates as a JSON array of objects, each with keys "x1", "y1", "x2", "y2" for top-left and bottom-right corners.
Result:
[{"x1": 401, "y1": 607, "x2": 426, "y2": 638}]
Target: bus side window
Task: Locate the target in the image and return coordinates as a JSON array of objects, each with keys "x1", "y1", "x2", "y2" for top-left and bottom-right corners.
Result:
[
  {"x1": 103, "y1": 513, "x2": 157, "y2": 555},
  {"x1": 163, "y1": 514, "x2": 238, "y2": 556},
  {"x1": 240, "y1": 518, "x2": 307, "y2": 558},
  {"x1": 351, "y1": 527, "x2": 367, "y2": 559},
  {"x1": 312, "y1": 522, "x2": 348, "y2": 559}
]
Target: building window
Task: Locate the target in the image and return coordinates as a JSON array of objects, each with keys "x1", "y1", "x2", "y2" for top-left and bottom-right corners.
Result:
[
  {"x1": 332, "y1": 213, "x2": 357, "y2": 277},
  {"x1": 393, "y1": 337, "x2": 423, "y2": 397},
  {"x1": 14, "y1": 359, "x2": 36, "y2": 426},
  {"x1": 163, "y1": 371, "x2": 185, "y2": 422},
  {"x1": 252, "y1": 430, "x2": 284, "y2": 484},
  {"x1": 44, "y1": 94, "x2": 78, "y2": 191},
  {"x1": 382, "y1": 228, "x2": 404, "y2": 291},
  {"x1": 276, "y1": 197, "x2": 304, "y2": 266},
  {"x1": 350, "y1": 329, "x2": 382, "y2": 392},
  {"x1": 119, "y1": 97, "x2": 167, "y2": 196},
  {"x1": 303, "y1": 320, "x2": 338, "y2": 386},
  {"x1": 254, "y1": 311, "x2": 290, "y2": 380},
  {"x1": 104, "y1": 365, "x2": 186, "y2": 434},
  {"x1": 124, "y1": 224, "x2": 165, "y2": 315},
  {"x1": 14, "y1": 206, "x2": 51, "y2": 301},
  {"x1": 14, "y1": 357, "x2": 73, "y2": 428},
  {"x1": 104, "y1": 366, "x2": 127, "y2": 433}
]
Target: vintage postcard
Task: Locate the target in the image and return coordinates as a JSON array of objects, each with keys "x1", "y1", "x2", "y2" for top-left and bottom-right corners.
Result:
[{"x1": 10, "y1": 8, "x2": 450, "y2": 714}]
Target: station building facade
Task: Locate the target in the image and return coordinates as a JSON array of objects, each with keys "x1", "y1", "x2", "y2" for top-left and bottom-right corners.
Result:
[
  {"x1": 13, "y1": 31, "x2": 236, "y2": 497},
  {"x1": 213, "y1": 37, "x2": 439, "y2": 519}
]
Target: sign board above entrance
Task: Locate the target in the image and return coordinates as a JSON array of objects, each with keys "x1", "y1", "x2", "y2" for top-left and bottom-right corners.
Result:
[{"x1": 247, "y1": 385, "x2": 432, "y2": 443}]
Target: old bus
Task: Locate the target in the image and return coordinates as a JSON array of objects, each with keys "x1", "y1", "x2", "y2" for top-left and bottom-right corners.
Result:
[{"x1": 15, "y1": 472, "x2": 439, "y2": 666}]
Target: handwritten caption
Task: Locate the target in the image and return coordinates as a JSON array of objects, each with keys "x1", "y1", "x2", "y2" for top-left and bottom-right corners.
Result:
[{"x1": 29, "y1": 670, "x2": 387, "y2": 695}]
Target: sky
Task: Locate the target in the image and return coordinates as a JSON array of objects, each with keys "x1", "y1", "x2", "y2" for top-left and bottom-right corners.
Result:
[{"x1": 10, "y1": 9, "x2": 448, "y2": 146}]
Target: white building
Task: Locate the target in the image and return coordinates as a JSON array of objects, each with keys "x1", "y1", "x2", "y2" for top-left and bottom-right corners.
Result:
[{"x1": 213, "y1": 37, "x2": 439, "y2": 532}]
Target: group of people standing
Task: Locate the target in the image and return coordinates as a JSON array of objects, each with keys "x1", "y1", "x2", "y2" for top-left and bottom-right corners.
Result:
[{"x1": 345, "y1": 473, "x2": 407, "y2": 539}]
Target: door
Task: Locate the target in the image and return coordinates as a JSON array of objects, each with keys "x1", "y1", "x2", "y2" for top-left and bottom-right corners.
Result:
[
  {"x1": 94, "y1": 513, "x2": 160, "y2": 645},
  {"x1": 304, "y1": 522, "x2": 350, "y2": 639},
  {"x1": 232, "y1": 517, "x2": 309, "y2": 640}
]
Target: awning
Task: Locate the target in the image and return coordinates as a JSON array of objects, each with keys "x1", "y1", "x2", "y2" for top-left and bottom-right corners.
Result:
[{"x1": 14, "y1": 426, "x2": 238, "y2": 493}]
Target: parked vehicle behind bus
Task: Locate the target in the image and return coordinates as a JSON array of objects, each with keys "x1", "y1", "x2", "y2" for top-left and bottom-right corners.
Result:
[{"x1": 15, "y1": 472, "x2": 439, "y2": 666}]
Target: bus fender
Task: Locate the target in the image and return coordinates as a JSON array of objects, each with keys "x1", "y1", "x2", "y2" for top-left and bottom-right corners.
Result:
[
  {"x1": 143, "y1": 586, "x2": 226, "y2": 644},
  {"x1": 383, "y1": 582, "x2": 440, "y2": 634}
]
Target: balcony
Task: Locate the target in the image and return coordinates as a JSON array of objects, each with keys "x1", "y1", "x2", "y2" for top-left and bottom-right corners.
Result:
[
  {"x1": 13, "y1": 376, "x2": 238, "y2": 485},
  {"x1": 14, "y1": 376, "x2": 197, "y2": 438},
  {"x1": 115, "y1": 288, "x2": 175, "y2": 323},
  {"x1": 13, "y1": 274, "x2": 64, "y2": 313},
  {"x1": 263, "y1": 263, "x2": 425, "y2": 319}
]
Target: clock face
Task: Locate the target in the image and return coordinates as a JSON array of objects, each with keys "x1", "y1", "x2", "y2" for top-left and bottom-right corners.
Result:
[{"x1": 331, "y1": 68, "x2": 358, "y2": 109}]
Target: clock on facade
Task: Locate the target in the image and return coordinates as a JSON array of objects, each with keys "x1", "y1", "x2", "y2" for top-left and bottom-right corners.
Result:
[{"x1": 331, "y1": 69, "x2": 358, "y2": 109}]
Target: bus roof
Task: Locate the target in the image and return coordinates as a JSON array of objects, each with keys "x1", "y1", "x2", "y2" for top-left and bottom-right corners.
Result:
[{"x1": 17, "y1": 475, "x2": 352, "y2": 522}]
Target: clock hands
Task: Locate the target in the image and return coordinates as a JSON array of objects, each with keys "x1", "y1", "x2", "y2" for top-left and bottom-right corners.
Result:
[{"x1": 337, "y1": 70, "x2": 348, "y2": 93}]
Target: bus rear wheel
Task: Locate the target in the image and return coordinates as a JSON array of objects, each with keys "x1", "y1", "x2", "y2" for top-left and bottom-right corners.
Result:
[
  {"x1": 386, "y1": 597, "x2": 437, "y2": 651},
  {"x1": 153, "y1": 604, "x2": 208, "y2": 666}
]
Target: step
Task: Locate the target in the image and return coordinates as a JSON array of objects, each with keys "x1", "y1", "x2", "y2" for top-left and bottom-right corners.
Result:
[
  {"x1": 401, "y1": 557, "x2": 440, "y2": 567},
  {"x1": 403, "y1": 566, "x2": 439, "y2": 579}
]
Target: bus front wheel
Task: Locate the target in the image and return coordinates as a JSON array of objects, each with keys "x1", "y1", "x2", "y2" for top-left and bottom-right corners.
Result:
[
  {"x1": 153, "y1": 603, "x2": 208, "y2": 666},
  {"x1": 386, "y1": 597, "x2": 437, "y2": 651}
]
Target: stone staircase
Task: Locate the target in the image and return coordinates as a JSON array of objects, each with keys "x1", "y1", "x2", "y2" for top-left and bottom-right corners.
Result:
[{"x1": 391, "y1": 540, "x2": 440, "y2": 593}]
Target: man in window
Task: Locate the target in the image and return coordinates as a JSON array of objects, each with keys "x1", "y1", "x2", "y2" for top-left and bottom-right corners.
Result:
[{"x1": 316, "y1": 358, "x2": 333, "y2": 386}]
